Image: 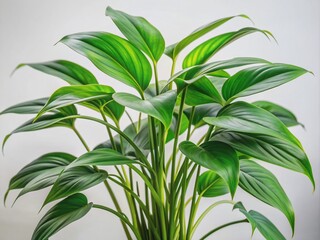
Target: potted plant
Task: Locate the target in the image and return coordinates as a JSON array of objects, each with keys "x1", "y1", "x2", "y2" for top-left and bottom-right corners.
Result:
[{"x1": 1, "y1": 6, "x2": 315, "y2": 240}]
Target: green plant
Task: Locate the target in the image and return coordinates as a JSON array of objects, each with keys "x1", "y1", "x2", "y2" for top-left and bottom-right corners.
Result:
[{"x1": 1, "y1": 6, "x2": 314, "y2": 240}]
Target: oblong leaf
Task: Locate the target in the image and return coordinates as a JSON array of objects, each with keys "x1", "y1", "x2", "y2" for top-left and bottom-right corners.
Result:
[
  {"x1": 106, "y1": 7, "x2": 165, "y2": 62},
  {"x1": 60, "y1": 32, "x2": 152, "y2": 93},
  {"x1": 179, "y1": 141, "x2": 239, "y2": 197},
  {"x1": 184, "y1": 103, "x2": 221, "y2": 128},
  {"x1": 32, "y1": 193, "x2": 92, "y2": 240},
  {"x1": 197, "y1": 170, "x2": 229, "y2": 197},
  {"x1": 113, "y1": 91, "x2": 176, "y2": 129},
  {"x1": 222, "y1": 64, "x2": 309, "y2": 101},
  {"x1": 239, "y1": 159, "x2": 295, "y2": 232},
  {"x1": 16, "y1": 60, "x2": 98, "y2": 85},
  {"x1": 0, "y1": 98, "x2": 49, "y2": 115}
]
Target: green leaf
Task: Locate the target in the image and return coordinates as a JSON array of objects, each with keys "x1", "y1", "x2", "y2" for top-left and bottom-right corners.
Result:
[
  {"x1": 102, "y1": 100, "x2": 125, "y2": 122},
  {"x1": 35, "y1": 84, "x2": 115, "y2": 119},
  {"x1": 0, "y1": 98, "x2": 50, "y2": 115},
  {"x1": 16, "y1": 60, "x2": 98, "y2": 85},
  {"x1": 166, "y1": 112, "x2": 189, "y2": 142},
  {"x1": 5, "y1": 152, "x2": 75, "y2": 204},
  {"x1": 184, "y1": 103, "x2": 221, "y2": 128},
  {"x1": 239, "y1": 159, "x2": 295, "y2": 232},
  {"x1": 222, "y1": 63, "x2": 309, "y2": 102},
  {"x1": 43, "y1": 166, "x2": 107, "y2": 206},
  {"x1": 212, "y1": 131, "x2": 315, "y2": 188},
  {"x1": 60, "y1": 32, "x2": 152, "y2": 94},
  {"x1": 197, "y1": 170, "x2": 229, "y2": 197},
  {"x1": 253, "y1": 100, "x2": 302, "y2": 127},
  {"x1": 113, "y1": 91, "x2": 177, "y2": 129},
  {"x1": 234, "y1": 203, "x2": 286, "y2": 240},
  {"x1": 183, "y1": 27, "x2": 272, "y2": 68},
  {"x1": 32, "y1": 193, "x2": 92, "y2": 240},
  {"x1": 179, "y1": 141, "x2": 239, "y2": 197},
  {"x1": 106, "y1": 7, "x2": 165, "y2": 62},
  {"x1": 69, "y1": 148, "x2": 136, "y2": 168},
  {"x1": 165, "y1": 14, "x2": 250, "y2": 59}
]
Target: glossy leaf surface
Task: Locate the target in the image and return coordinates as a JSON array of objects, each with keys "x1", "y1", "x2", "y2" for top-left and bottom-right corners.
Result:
[
  {"x1": 197, "y1": 170, "x2": 229, "y2": 197},
  {"x1": 0, "y1": 98, "x2": 49, "y2": 115},
  {"x1": 184, "y1": 103, "x2": 221, "y2": 128}
]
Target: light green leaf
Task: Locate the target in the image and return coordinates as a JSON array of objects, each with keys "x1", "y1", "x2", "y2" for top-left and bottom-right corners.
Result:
[
  {"x1": 179, "y1": 141, "x2": 239, "y2": 197},
  {"x1": 60, "y1": 32, "x2": 152, "y2": 94},
  {"x1": 239, "y1": 159, "x2": 295, "y2": 232},
  {"x1": 32, "y1": 193, "x2": 92, "y2": 240},
  {"x1": 197, "y1": 170, "x2": 229, "y2": 197},
  {"x1": 253, "y1": 100, "x2": 302, "y2": 127},
  {"x1": 113, "y1": 91, "x2": 176, "y2": 129},
  {"x1": 222, "y1": 64, "x2": 309, "y2": 102},
  {"x1": 183, "y1": 27, "x2": 272, "y2": 68},
  {"x1": 106, "y1": 7, "x2": 165, "y2": 62},
  {"x1": 0, "y1": 98, "x2": 50, "y2": 115},
  {"x1": 16, "y1": 60, "x2": 98, "y2": 85},
  {"x1": 165, "y1": 15, "x2": 250, "y2": 59},
  {"x1": 43, "y1": 166, "x2": 107, "y2": 206}
]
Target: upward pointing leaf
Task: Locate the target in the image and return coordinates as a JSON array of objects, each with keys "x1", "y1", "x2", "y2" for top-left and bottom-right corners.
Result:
[
  {"x1": 179, "y1": 141, "x2": 239, "y2": 198},
  {"x1": 106, "y1": 7, "x2": 165, "y2": 62},
  {"x1": 165, "y1": 14, "x2": 251, "y2": 60},
  {"x1": 32, "y1": 193, "x2": 92, "y2": 240},
  {"x1": 113, "y1": 91, "x2": 177, "y2": 129},
  {"x1": 183, "y1": 27, "x2": 272, "y2": 68},
  {"x1": 16, "y1": 60, "x2": 98, "y2": 85},
  {"x1": 60, "y1": 32, "x2": 152, "y2": 94}
]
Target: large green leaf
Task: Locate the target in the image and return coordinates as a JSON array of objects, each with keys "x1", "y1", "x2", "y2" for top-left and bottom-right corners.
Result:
[
  {"x1": 43, "y1": 166, "x2": 107, "y2": 206},
  {"x1": 106, "y1": 7, "x2": 165, "y2": 62},
  {"x1": 253, "y1": 100, "x2": 301, "y2": 127},
  {"x1": 184, "y1": 103, "x2": 221, "y2": 128},
  {"x1": 16, "y1": 60, "x2": 98, "y2": 85},
  {"x1": 179, "y1": 141, "x2": 239, "y2": 197},
  {"x1": 204, "y1": 101, "x2": 301, "y2": 147},
  {"x1": 69, "y1": 148, "x2": 136, "y2": 168},
  {"x1": 212, "y1": 131, "x2": 314, "y2": 188},
  {"x1": 234, "y1": 202, "x2": 286, "y2": 240},
  {"x1": 113, "y1": 91, "x2": 176, "y2": 129},
  {"x1": 32, "y1": 193, "x2": 92, "y2": 240},
  {"x1": 165, "y1": 15, "x2": 250, "y2": 59},
  {"x1": 60, "y1": 32, "x2": 152, "y2": 94},
  {"x1": 5, "y1": 152, "x2": 75, "y2": 204},
  {"x1": 197, "y1": 170, "x2": 229, "y2": 197},
  {"x1": 222, "y1": 64, "x2": 309, "y2": 102},
  {"x1": 35, "y1": 84, "x2": 115, "y2": 119},
  {"x1": 0, "y1": 98, "x2": 50, "y2": 115},
  {"x1": 183, "y1": 27, "x2": 272, "y2": 68},
  {"x1": 239, "y1": 159, "x2": 295, "y2": 232}
]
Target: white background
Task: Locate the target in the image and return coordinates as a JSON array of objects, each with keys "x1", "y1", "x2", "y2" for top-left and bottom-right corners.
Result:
[{"x1": 0, "y1": 0, "x2": 319, "y2": 239}]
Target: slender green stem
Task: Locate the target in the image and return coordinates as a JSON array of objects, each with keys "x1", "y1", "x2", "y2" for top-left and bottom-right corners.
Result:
[
  {"x1": 199, "y1": 219, "x2": 248, "y2": 240},
  {"x1": 99, "y1": 109, "x2": 116, "y2": 149},
  {"x1": 72, "y1": 126, "x2": 90, "y2": 152},
  {"x1": 169, "y1": 58, "x2": 177, "y2": 89},
  {"x1": 153, "y1": 61, "x2": 160, "y2": 95}
]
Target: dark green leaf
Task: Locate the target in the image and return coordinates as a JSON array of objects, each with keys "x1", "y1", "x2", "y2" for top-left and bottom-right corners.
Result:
[
  {"x1": 60, "y1": 32, "x2": 152, "y2": 94},
  {"x1": 0, "y1": 98, "x2": 50, "y2": 115},
  {"x1": 222, "y1": 64, "x2": 309, "y2": 102},
  {"x1": 32, "y1": 193, "x2": 92, "y2": 240},
  {"x1": 184, "y1": 103, "x2": 221, "y2": 128},
  {"x1": 239, "y1": 159, "x2": 295, "y2": 232},
  {"x1": 16, "y1": 60, "x2": 98, "y2": 85},
  {"x1": 102, "y1": 100, "x2": 125, "y2": 122},
  {"x1": 106, "y1": 7, "x2": 165, "y2": 62},
  {"x1": 179, "y1": 141, "x2": 239, "y2": 197},
  {"x1": 197, "y1": 170, "x2": 229, "y2": 197}
]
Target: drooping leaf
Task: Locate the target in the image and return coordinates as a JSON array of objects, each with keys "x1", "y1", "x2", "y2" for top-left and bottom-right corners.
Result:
[
  {"x1": 183, "y1": 27, "x2": 272, "y2": 68},
  {"x1": 222, "y1": 64, "x2": 309, "y2": 102},
  {"x1": 69, "y1": 148, "x2": 136, "y2": 168},
  {"x1": 197, "y1": 170, "x2": 229, "y2": 197},
  {"x1": 43, "y1": 166, "x2": 107, "y2": 206},
  {"x1": 113, "y1": 91, "x2": 177, "y2": 129},
  {"x1": 0, "y1": 98, "x2": 50, "y2": 115},
  {"x1": 165, "y1": 15, "x2": 250, "y2": 59},
  {"x1": 5, "y1": 152, "x2": 75, "y2": 204},
  {"x1": 253, "y1": 100, "x2": 302, "y2": 127},
  {"x1": 212, "y1": 131, "x2": 314, "y2": 188},
  {"x1": 179, "y1": 141, "x2": 239, "y2": 197},
  {"x1": 239, "y1": 159, "x2": 295, "y2": 232},
  {"x1": 106, "y1": 7, "x2": 165, "y2": 62},
  {"x1": 60, "y1": 32, "x2": 152, "y2": 93},
  {"x1": 234, "y1": 202, "x2": 286, "y2": 240},
  {"x1": 184, "y1": 103, "x2": 221, "y2": 128},
  {"x1": 16, "y1": 60, "x2": 98, "y2": 85},
  {"x1": 32, "y1": 193, "x2": 92, "y2": 240}
]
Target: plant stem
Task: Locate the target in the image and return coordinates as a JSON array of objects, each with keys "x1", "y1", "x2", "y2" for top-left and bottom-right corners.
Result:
[{"x1": 199, "y1": 219, "x2": 248, "y2": 240}]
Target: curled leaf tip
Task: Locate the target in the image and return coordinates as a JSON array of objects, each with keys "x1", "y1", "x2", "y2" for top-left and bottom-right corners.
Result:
[
  {"x1": 238, "y1": 14, "x2": 254, "y2": 25},
  {"x1": 10, "y1": 64, "x2": 25, "y2": 77}
]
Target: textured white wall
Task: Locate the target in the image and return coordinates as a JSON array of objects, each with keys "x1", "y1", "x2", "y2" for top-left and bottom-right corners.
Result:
[{"x1": 0, "y1": 0, "x2": 319, "y2": 239}]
